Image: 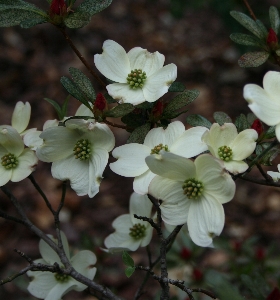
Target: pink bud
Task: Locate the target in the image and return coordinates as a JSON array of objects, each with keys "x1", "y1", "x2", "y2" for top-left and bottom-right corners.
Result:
[
  {"x1": 151, "y1": 100, "x2": 164, "y2": 118},
  {"x1": 180, "y1": 247, "x2": 192, "y2": 260},
  {"x1": 50, "y1": 0, "x2": 67, "y2": 16},
  {"x1": 267, "y1": 28, "x2": 278, "y2": 48},
  {"x1": 95, "y1": 93, "x2": 107, "y2": 112},
  {"x1": 266, "y1": 287, "x2": 280, "y2": 300},
  {"x1": 255, "y1": 246, "x2": 265, "y2": 261},
  {"x1": 251, "y1": 119, "x2": 264, "y2": 136},
  {"x1": 192, "y1": 268, "x2": 203, "y2": 282}
]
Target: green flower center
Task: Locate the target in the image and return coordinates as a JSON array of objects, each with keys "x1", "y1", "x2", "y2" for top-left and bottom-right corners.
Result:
[
  {"x1": 55, "y1": 272, "x2": 70, "y2": 283},
  {"x1": 1, "y1": 153, "x2": 18, "y2": 170},
  {"x1": 151, "y1": 143, "x2": 169, "y2": 155},
  {"x1": 126, "y1": 69, "x2": 147, "y2": 89},
  {"x1": 73, "y1": 139, "x2": 91, "y2": 161},
  {"x1": 218, "y1": 145, "x2": 233, "y2": 161},
  {"x1": 182, "y1": 178, "x2": 204, "y2": 200},
  {"x1": 129, "y1": 223, "x2": 146, "y2": 240}
]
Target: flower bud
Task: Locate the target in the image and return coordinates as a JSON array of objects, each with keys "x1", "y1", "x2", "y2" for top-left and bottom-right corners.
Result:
[
  {"x1": 251, "y1": 119, "x2": 264, "y2": 136},
  {"x1": 255, "y1": 246, "x2": 265, "y2": 261},
  {"x1": 266, "y1": 287, "x2": 280, "y2": 300},
  {"x1": 93, "y1": 93, "x2": 108, "y2": 118},
  {"x1": 180, "y1": 247, "x2": 192, "y2": 260},
  {"x1": 267, "y1": 28, "x2": 278, "y2": 49},
  {"x1": 151, "y1": 100, "x2": 164, "y2": 119},
  {"x1": 192, "y1": 268, "x2": 203, "y2": 282},
  {"x1": 50, "y1": 0, "x2": 67, "y2": 17}
]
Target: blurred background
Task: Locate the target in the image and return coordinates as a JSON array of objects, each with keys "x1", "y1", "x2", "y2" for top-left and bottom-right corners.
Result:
[{"x1": 1, "y1": 0, "x2": 280, "y2": 299}]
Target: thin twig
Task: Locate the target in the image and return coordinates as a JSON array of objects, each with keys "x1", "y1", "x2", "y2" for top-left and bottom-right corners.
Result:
[
  {"x1": 256, "y1": 163, "x2": 272, "y2": 181},
  {"x1": 0, "y1": 210, "x2": 25, "y2": 224},
  {"x1": 242, "y1": 0, "x2": 257, "y2": 21}
]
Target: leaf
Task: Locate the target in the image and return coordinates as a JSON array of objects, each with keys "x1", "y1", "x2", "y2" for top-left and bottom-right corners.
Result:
[
  {"x1": 127, "y1": 123, "x2": 151, "y2": 144},
  {"x1": 61, "y1": 96, "x2": 70, "y2": 119},
  {"x1": 76, "y1": 0, "x2": 113, "y2": 16},
  {"x1": 20, "y1": 16, "x2": 47, "y2": 28},
  {"x1": 60, "y1": 76, "x2": 91, "y2": 109},
  {"x1": 213, "y1": 111, "x2": 232, "y2": 125},
  {"x1": 238, "y1": 51, "x2": 269, "y2": 68},
  {"x1": 259, "y1": 144, "x2": 280, "y2": 166},
  {"x1": 125, "y1": 266, "x2": 135, "y2": 278},
  {"x1": 122, "y1": 251, "x2": 134, "y2": 267},
  {"x1": 69, "y1": 67, "x2": 96, "y2": 102},
  {"x1": 264, "y1": 126, "x2": 276, "y2": 139},
  {"x1": 230, "y1": 33, "x2": 265, "y2": 47},
  {"x1": 44, "y1": 98, "x2": 63, "y2": 120},
  {"x1": 168, "y1": 81, "x2": 185, "y2": 92},
  {"x1": 121, "y1": 112, "x2": 145, "y2": 129},
  {"x1": 104, "y1": 92, "x2": 116, "y2": 104},
  {"x1": 269, "y1": 6, "x2": 280, "y2": 34},
  {"x1": 105, "y1": 103, "x2": 135, "y2": 118},
  {"x1": 247, "y1": 112, "x2": 257, "y2": 126},
  {"x1": 235, "y1": 114, "x2": 249, "y2": 132},
  {"x1": 230, "y1": 11, "x2": 265, "y2": 39},
  {"x1": 64, "y1": 11, "x2": 91, "y2": 28},
  {"x1": 163, "y1": 90, "x2": 199, "y2": 119},
  {"x1": 186, "y1": 114, "x2": 212, "y2": 129},
  {"x1": 255, "y1": 20, "x2": 268, "y2": 39}
]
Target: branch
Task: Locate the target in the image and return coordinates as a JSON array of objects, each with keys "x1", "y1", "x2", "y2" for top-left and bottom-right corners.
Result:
[
  {"x1": 242, "y1": 0, "x2": 257, "y2": 21},
  {"x1": 0, "y1": 210, "x2": 25, "y2": 224}
]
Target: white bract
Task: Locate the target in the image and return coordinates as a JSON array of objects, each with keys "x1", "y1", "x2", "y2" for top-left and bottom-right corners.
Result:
[
  {"x1": 104, "y1": 192, "x2": 153, "y2": 251},
  {"x1": 11, "y1": 101, "x2": 33, "y2": 135},
  {"x1": 94, "y1": 40, "x2": 177, "y2": 105},
  {"x1": 267, "y1": 164, "x2": 280, "y2": 182},
  {"x1": 36, "y1": 118, "x2": 115, "y2": 198},
  {"x1": 244, "y1": 71, "x2": 280, "y2": 141},
  {"x1": 202, "y1": 123, "x2": 257, "y2": 174},
  {"x1": 110, "y1": 121, "x2": 208, "y2": 194},
  {"x1": 0, "y1": 125, "x2": 37, "y2": 186},
  {"x1": 146, "y1": 152, "x2": 236, "y2": 247},
  {"x1": 27, "y1": 232, "x2": 96, "y2": 300}
]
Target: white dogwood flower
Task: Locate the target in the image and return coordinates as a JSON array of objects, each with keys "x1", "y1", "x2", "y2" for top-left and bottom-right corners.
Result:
[
  {"x1": 110, "y1": 121, "x2": 208, "y2": 194},
  {"x1": 104, "y1": 192, "x2": 153, "y2": 251},
  {"x1": 0, "y1": 125, "x2": 37, "y2": 186},
  {"x1": 244, "y1": 71, "x2": 280, "y2": 141},
  {"x1": 36, "y1": 118, "x2": 115, "y2": 198},
  {"x1": 202, "y1": 123, "x2": 257, "y2": 174},
  {"x1": 94, "y1": 40, "x2": 177, "y2": 105},
  {"x1": 267, "y1": 164, "x2": 280, "y2": 182},
  {"x1": 11, "y1": 101, "x2": 33, "y2": 135},
  {"x1": 27, "y1": 232, "x2": 96, "y2": 300},
  {"x1": 146, "y1": 152, "x2": 235, "y2": 247}
]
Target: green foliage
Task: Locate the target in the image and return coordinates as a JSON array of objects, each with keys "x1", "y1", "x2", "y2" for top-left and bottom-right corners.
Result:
[
  {"x1": 163, "y1": 90, "x2": 199, "y2": 119},
  {"x1": 0, "y1": 0, "x2": 48, "y2": 28},
  {"x1": 240, "y1": 274, "x2": 269, "y2": 299},
  {"x1": 238, "y1": 51, "x2": 270, "y2": 67},
  {"x1": 68, "y1": 67, "x2": 96, "y2": 102},
  {"x1": 168, "y1": 81, "x2": 185, "y2": 92},
  {"x1": 230, "y1": 33, "x2": 265, "y2": 47},
  {"x1": 104, "y1": 92, "x2": 117, "y2": 104},
  {"x1": 104, "y1": 104, "x2": 135, "y2": 118},
  {"x1": 122, "y1": 251, "x2": 135, "y2": 278},
  {"x1": 257, "y1": 142, "x2": 280, "y2": 166},
  {"x1": 121, "y1": 112, "x2": 145, "y2": 130},
  {"x1": 213, "y1": 111, "x2": 232, "y2": 125},
  {"x1": 269, "y1": 6, "x2": 280, "y2": 34},
  {"x1": 186, "y1": 114, "x2": 212, "y2": 129},
  {"x1": 235, "y1": 114, "x2": 249, "y2": 132},
  {"x1": 44, "y1": 96, "x2": 70, "y2": 120},
  {"x1": 127, "y1": 123, "x2": 151, "y2": 144},
  {"x1": 64, "y1": 11, "x2": 91, "y2": 29},
  {"x1": 246, "y1": 112, "x2": 257, "y2": 126},
  {"x1": 263, "y1": 125, "x2": 276, "y2": 139}
]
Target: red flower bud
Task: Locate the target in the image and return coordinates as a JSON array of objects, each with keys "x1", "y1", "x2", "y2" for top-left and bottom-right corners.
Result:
[
  {"x1": 50, "y1": 0, "x2": 67, "y2": 16},
  {"x1": 266, "y1": 287, "x2": 280, "y2": 300},
  {"x1": 95, "y1": 93, "x2": 107, "y2": 111},
  {"x1": 180, "y1": 247, "x2": 192, "y2": 260},
  {"x1": 251, "y1": 119, "x2": 264, "y2": 136},
  {"x1": 192, "y1": 268, "x2": 203, "y2": 282},
  {"x1": 255, "y1": 246, "x2": 265, "y2": 261},
  {"x1": 267, "y1": 28, "x2": 278, "y2": 48},
  {"x1": 231, "y1": 240, "x2": 242, "y2": 253},
  {"x1": 152, "y1": 100, "x2": 164, "y2": 118}
]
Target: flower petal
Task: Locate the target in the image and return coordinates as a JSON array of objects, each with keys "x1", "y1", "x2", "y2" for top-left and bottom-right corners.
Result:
[
  {"x1": 94, "y1": 40, "x2": 130, "y2": 82},
  {"x1": 144, "y1": 121, "x2": 185, "y2": 148},
  {"x1": 170, "y1": 126, "x2": 209, "y2": 158},
  {"x1": 110, "y1": 144, "x2": 150, "y2": 177},
  {"x1": 107, "y1": 83, "x2": 145, "y2": 105},
  {"x1": 263, "y1": 71, "x2": 280, "y2": 102},
  {"x1": 140, "y1": 226, "x2": 153, "y2": 247},
  {"x1": 10, "y1": 148, "x2": 37, "y2": 182},
  {"x1": 230, "y1": 129, "x2": 257, "y2": 160},
  {"x1": 195, "y1": 154, "x2": 235, "y2": 204},
  {"x1": 24, "y1": 130, "x2": 43, "y2": 150},
  {"x1": 133, "y1": 170, "x2": 156, "y2": 195},
  {"x1": 0, "y1": 125, "x2": 24, "y2": 156},
  {"x1": 45, "y1": 281, "x2": 77, "y2": 300},
  {"x1": 143, "y1": 63, "x2": 177, "y2": 102},
  {"x1": 127, "y1": 47, "x2": 165, "y2": 77},
  {"x1": 146, "y1": 151, "x2": 195, "y2": 181},
  {"x1": 224, "y1": 160, "x2": 249, "y2": 174},
  {"x1": 75, "y1": 104, "x2": 94, "y2": 117},
  {"x1": 129, "y1": 192, "x2": 153, "y2": 224},
  {"x1": 187, "y1": 195, "x2": 225, "y2": 247},
  {"x1": 11, "y1": 101, "x2": 31, "y2": 133},
  {"x1": 0, "y1": 166, "x2": 12, "y2": 186},
  {"x1": 105, "y1": 230, "x2": 141, "y2": 251},
  {"x1": 244, "y1": 83, "x2": 280, "y2": 126}
]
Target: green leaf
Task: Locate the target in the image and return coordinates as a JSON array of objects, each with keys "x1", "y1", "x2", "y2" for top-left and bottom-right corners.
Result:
[
  {"x1": 60, "y1": 76, "x2": 91, "y2": 109},
  {"x1": 213, "y1": 111, "x2": 232, "y2": 125},
  {"x1": 20, "y1": 16, "x2": 47, "y2": 28},
  {"x1": 44, "y1": 98, "x2": 63, "y2": 120},
  {"x1": 269, "y1": 6, "x2": 280, "y2": 34},
  {"x1": 230, "y1": 33, "x2": 265, "y2": 47},
  {"x1": 121, "y1": 112, "x2": 145, "y2": 130},
  {"x1": 255, "y1": 20, "x2": 268, "y2": 39},
  {"x1": 264, "y1": 125, "x2": 276, "y2": 139},
  {"x1": 235, "y1": 114, "x2": 249, "y2": 132},
  {"x1": 127, "y1": 123, "x2": 151, "y2": 144},
  {"x1": 61, "y1": 96, "x2": 70, "y2": 119},
  {"x1": 163, "y1": 90, "x2": 199, "y2": 119},
  {"x1": 105, "y1": 103, "x2": 135, "y2": 118},
  {"x1": 69, "y1": 67, "x2": 96, "y2": 102},
  {"x1": 168, "y1": 81, "x2": 185, "y2": 92},
  {"x1": 186, "y1": 114, "x2": 212, "y2": 129},
  {"x1": 104, "y1": 92, "x2": 116, "y2": 104},
  {"x1": 259, "y1": 143, "x2": 280, "y2": 166},
  {"x1": 230, "y1": 11, "x2": 265, "y2": 39},
  {"x1": 247, "y1": 112, "x2": 257, "y2": 126},
  {"x1": 238, "y1": 51, "x2": 269, "y2": 68},
  {"x1": 125, "y1": 266, "x2": 135, "y2": 278},
  {"x1": 77, "y1": 0, "x2": 113, "y2": 16},
  {"x1": 135, "y1": 102, "x2": 153, "y2": 110},
  {"x1": 122, "y1": 251, "x2": 134, "y2": 267},
  {"x1": 64, "y1": 11, "x2": 91, "y2": 28}
]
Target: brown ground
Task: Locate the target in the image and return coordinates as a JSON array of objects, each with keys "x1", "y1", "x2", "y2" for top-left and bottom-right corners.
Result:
[{"x1": 0, "y1": 0, "x2": 280, "y2": 299}]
